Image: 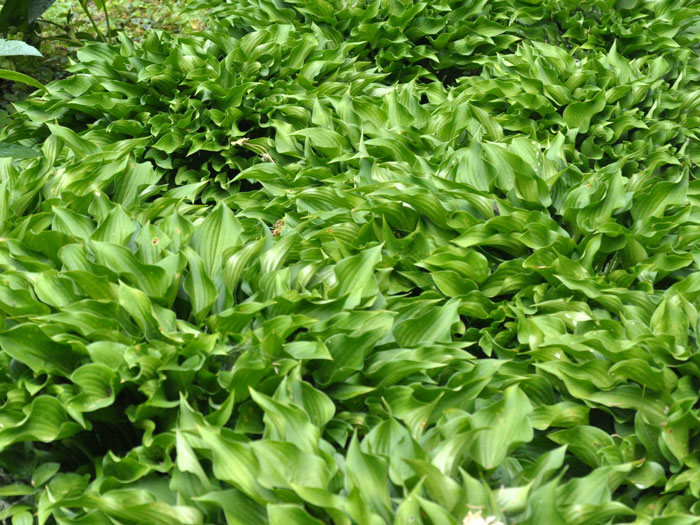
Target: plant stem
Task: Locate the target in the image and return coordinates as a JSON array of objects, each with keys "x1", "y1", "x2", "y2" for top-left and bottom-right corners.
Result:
[
  {"x1": 102, "y1": 3, "x2": 112, "y2": 42},
  {"x1": 40, "y1": 35, "x2": 85, "y2": 47},
  {"x1": 36, "y1": 18, "x2": 70, "y2": 33},
  {"x1": 79, "y1": 0, "x2": 106, "y2": 42}
]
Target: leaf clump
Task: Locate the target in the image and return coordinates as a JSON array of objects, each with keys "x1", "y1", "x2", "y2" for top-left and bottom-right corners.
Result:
[{"x1": 1, "y1": 0, "x2": 700, "y2": 523}]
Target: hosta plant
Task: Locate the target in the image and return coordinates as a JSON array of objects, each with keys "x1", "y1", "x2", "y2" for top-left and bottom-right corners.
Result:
[{"x1": 0, "y1": 0, "x2": 700, "y2": 523}]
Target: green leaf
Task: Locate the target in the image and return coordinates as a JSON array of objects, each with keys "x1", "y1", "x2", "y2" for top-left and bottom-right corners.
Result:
[
  {"x1": 267, "y1": 504, "x2": 324, "y2": 525},
  {"x1": 0, "y1": 39, "x2": 41, "y2": 57},
  {"x1": 393, "y1": 299, "x2": 460, "y2": 347},
  {"x1": 471, "y1": 386, "x2": 534, "y2": 470},
  {"x1": 47, "y1": 123, "x2": 99, "y2": 156},
  {"x1": 91, "y1": 241, "x2": 170, "y2": 298},
  {"x1": 0, "y1": 324, "x2": 82, "y2": 376},
  {"x1": 346, "y1": 433, "x2": 392, "y2": 520},
  {"x1": 332, "y1": 244, "x2": 383, "y2": 309},
  {"x1": 31, "y1": 462, "x2": 60, "y2": 487},
  {"x1": 0, "y1": 142, "x2": 40, "y2": 159},
  {"x1": 291, "y1": 128, "x2": 348, "y2": 154},
  {"x1": 194, "y1": 490, "x2": 267, "y2": 525},
  {"x1": 196, "y1": 426, "x2": 270, "y2": 503},
  {"x1": 283, "y1": 340, "x2": 332, "y2": 360},
  {"x1": 192, "y1": 202, "x2": 243, "y2": 276},
  {"x1": 0, "y1": 396, "x2": 79, "y2": 449},
  {"x1": 0, "y1": 68, "x2": 46, "y2": 91},
  {"x1": 563, "y1": 91, "x2": 606, "y2": 133},
  {"x1": 183, "y1": 246, "x2": 218, "y2": 323},
  {"x1": 28, "y1": 0, "x2": 57, "y2": 22}
]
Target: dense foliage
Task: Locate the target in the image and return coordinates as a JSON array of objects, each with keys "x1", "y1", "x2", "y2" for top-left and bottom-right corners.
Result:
[
  {"x1": 0, "y1": 0, "x2": 111, "y2": 40},
  {"x1": 0, "y1": 0, "x2": 57, "y2": 33},
  {"x1": 1, "y1": 0, "x2": 700, "y2": 522}
]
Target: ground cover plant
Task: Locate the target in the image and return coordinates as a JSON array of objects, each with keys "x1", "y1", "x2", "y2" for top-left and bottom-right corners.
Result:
[
  {"x1": 0, "y1": 0, "x2": 194, "y2": 124},
  {"x1": 0, "y1": 0, "x2": 700, "y2": 522}
]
